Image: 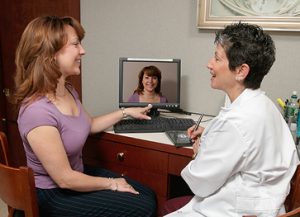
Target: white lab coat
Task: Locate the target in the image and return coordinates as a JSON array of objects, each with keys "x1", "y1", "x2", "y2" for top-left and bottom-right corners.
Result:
[{"x1": 165, "y1": 89, "x2": 299, "y2": 217}]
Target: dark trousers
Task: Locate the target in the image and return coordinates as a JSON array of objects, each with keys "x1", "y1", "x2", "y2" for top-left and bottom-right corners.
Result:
[{"x1": 16, "y1": 166, "x2": 157, "y2": 217}]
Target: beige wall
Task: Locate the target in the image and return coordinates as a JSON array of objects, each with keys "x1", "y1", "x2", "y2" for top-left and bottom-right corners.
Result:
[{"x1": 80, "y1": 0, "x2": 300, "y2": 116}]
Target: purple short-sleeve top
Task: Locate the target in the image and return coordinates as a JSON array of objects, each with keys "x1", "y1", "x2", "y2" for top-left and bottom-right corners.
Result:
[{"x1": 17, "y1": 86, "x2": 91, "y2": 189}]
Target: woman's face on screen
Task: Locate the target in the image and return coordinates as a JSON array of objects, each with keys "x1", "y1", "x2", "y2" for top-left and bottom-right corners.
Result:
[{"x1": 142, "y1": 73, "x2": 158, "y2": 93}]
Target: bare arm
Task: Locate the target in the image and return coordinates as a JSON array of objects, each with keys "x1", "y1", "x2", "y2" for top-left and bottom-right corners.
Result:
[
  {"x1": 27, "y1": 125, "x2": 138, "y2": 193},
  {"x1": 86, "y1": 104, "x2": 153, "y2": 133}
]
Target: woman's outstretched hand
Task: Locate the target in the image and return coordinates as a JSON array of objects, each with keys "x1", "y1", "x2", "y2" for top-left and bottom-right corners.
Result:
[{"x1": 125, "y1": 104, "x2": 153, "y2": 120}]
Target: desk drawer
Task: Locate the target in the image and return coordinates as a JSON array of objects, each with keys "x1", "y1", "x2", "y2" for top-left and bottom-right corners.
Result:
[
  {"x1": 83, "y1": 133, "x2": 193, "y2": 212},
  {"x1": 168, "y1": 154, "x2": 191, "y2": 176},
  {"x1": 95, "y1": 139, "x2": 168, "y2": 174}
]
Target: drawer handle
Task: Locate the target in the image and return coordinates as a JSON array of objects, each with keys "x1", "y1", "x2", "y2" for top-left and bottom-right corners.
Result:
[{"x1": 117, "y1": 152, "x2": 125, "y2": 162}]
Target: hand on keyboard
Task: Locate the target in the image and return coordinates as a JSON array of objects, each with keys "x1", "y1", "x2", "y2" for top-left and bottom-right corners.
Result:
[{"x1": 122, "y1": 104, "x2": 153, "y2": 120}]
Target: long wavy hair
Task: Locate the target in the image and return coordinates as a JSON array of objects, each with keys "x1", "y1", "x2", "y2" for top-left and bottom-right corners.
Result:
[{"x1": 12, "y1": 16, "x2": 85, "y2": 108}]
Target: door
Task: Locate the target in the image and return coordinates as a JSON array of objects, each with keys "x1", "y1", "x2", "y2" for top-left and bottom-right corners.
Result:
[{"x1": 0, "y1": 0, "x2": 81, "y2": 166}]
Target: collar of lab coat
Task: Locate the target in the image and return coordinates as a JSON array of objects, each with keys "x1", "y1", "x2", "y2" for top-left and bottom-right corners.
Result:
[{"x1": 222, "y1": 88, "x2": 264, "y2": 111}]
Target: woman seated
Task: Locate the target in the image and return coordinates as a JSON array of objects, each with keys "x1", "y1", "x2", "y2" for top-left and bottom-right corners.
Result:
[{"x1": 13, "y1": 15, "x2": 157, "y2": 217}]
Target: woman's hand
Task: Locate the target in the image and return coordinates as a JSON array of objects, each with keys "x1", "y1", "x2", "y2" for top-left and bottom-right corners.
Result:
[
  {"x1": 187, "y1": 125, "x2": 204, "y2": 159},
  {"x1": 125, "y1": 104, "x2": 153, "y2": 120},
  {"x1": 109, "y1": 177, "x2": 139, "y2": 194},
  {"x1": 192, "y1": 138, "x2": 200, "y2": 158},
  {"x1": 187, "y1": 125, "x2": 204, "y2": 142}
]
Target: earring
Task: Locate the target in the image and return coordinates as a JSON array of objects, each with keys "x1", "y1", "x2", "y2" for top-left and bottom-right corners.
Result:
[{"x1": 235, "y1": 77, "x2": 242, "y2": 81}]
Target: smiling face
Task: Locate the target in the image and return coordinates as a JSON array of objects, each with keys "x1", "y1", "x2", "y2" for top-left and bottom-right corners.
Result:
[
  {"x1": 207, "y1": 43, "x2": 238, "y2": 93},
  {"x1": 142, "y1": 73, "x2": 158, "y2": 93},
  {"x1": 55, "y1": 25, "x2": 85, "y2": 78},
  {"x1": 207, "y1": 43, "x2": 250, "y2": 102}
]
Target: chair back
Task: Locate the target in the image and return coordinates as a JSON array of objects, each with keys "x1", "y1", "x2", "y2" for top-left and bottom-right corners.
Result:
[
  {"x1": 0, "y1": 131, "x2": 39, "y2": 217},
  {"x1": 278, "y1": 206, "x2": 300, "y2": 217},
  {"x1": 0, "y1": 131, "x2": 9, "y2": 165},
  {"x1": 285, "y1": 165, "x2": 300, "y2": 211}
]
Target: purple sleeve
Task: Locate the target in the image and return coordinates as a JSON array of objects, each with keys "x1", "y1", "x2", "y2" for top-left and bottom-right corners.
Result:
[
  {"x1": 17, "y1": 91, "x2": 90, "y2": 189},
  {"x1": 18, "y1": 84, "x2": 79, "y2": 138},
  {"x1": 128, "y1": 93, "x2": 139, "y2": 102},
  {"x1": 18, "y1": 100, "x2": 58, "y2": 139},
  {"x1": 160, "y1": 96, "x2": 168, "y2": 103}
]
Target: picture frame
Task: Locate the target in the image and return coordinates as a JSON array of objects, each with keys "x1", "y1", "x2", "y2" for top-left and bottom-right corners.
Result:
[{"x1": 197, "y1": 0, "x2": 300, "y2": 31}]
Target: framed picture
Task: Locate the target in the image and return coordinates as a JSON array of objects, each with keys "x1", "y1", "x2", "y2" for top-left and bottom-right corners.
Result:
[{"x1": 197, "y1": 0, "x2": 300, "y2": 31}]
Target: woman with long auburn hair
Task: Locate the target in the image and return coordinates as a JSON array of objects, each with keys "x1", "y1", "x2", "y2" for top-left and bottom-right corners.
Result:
[{"x1": 13, "y1": 15, "x2": 156, "y2": 217}]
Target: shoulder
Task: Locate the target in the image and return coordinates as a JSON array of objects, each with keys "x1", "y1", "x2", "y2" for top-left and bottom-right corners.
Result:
[
  {"x1": 160, "y1": 95, "x2": 168, "y2": 103},
  {"x1": 215, "y1": 89, "x2": 278, "y2": 141},
  {"x1": 128, "y1": 93, "x2": 139, "y2": 102},
  {"x1": 19, "y1": 98, "x2": 54, "y2": 117},
  {"x1": 225, "y1": 89, "x2": 270, "y2": 123},
  {"x1": 18, "y1": 98, "x2": 58, "y2": 137}
]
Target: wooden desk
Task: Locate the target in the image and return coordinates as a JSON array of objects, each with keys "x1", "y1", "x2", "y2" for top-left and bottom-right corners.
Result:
[
  {"x1": 83, "y1": 132, "x2": 300, "y2": 213},
  {"x1": 82, "y1": 131, "x2": 194, "y2": 211}
]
